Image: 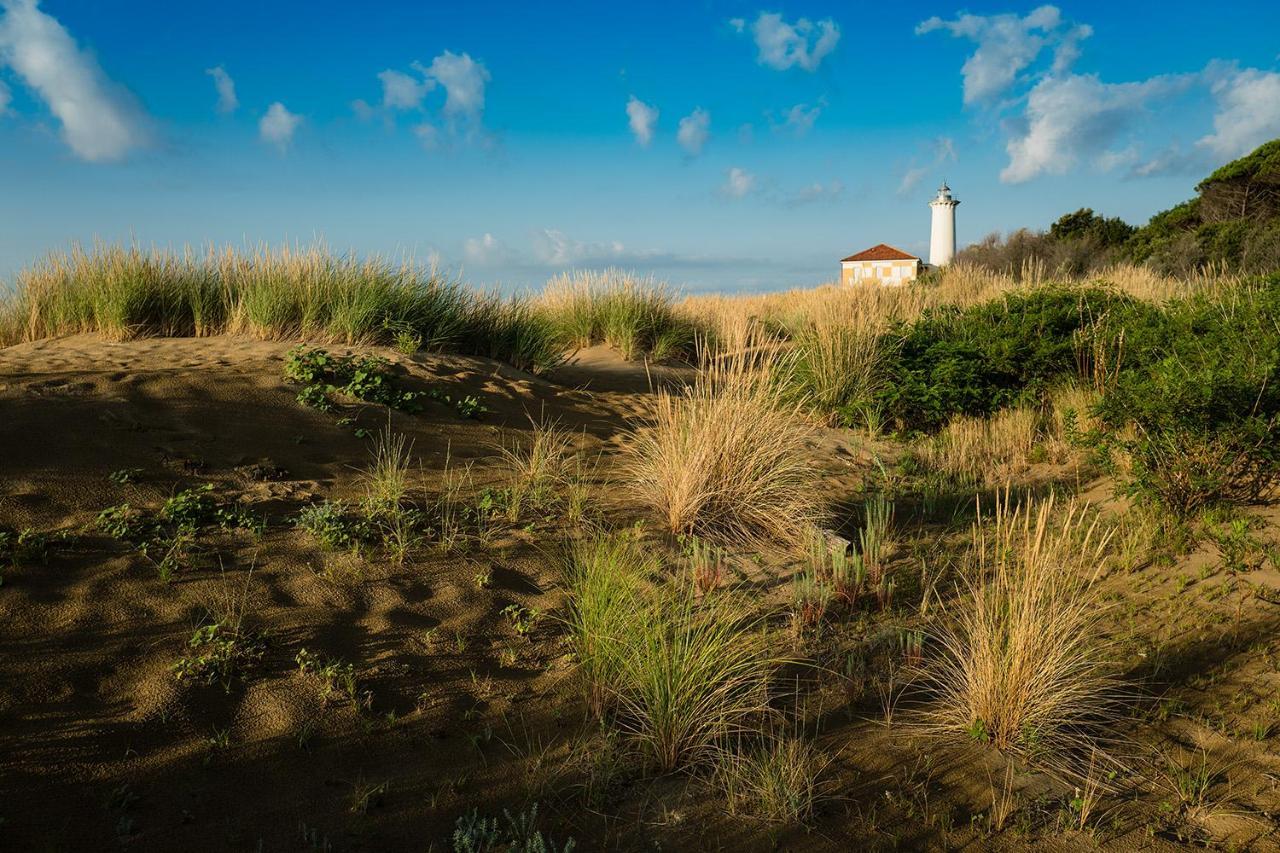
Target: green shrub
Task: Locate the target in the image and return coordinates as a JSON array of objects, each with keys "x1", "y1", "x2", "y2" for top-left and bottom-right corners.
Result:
[
  {"x1": 876, "y1": 286, "x2": 1134, "y2": 432},
  {"x1": 1098, "y1": 275, "x2": 1280, "y2": 513}
]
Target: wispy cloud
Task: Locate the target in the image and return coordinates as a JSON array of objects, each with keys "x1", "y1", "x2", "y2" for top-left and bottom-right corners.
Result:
[
  {"x1": 377, "y1": 67, "x2": 434, "y2": 110},
  {"x1": 916, "y1": 6, "x2": 1087, "y2": 105},
  {"x1": 721, "y1": 166, "x2": 756, "y2": 199},
  {"x1": 206, "y1": 65, "x2": 238, "y2": 114},
  {"x1": 1198, "y1": 64, "x2": 1280, "y2": 159},
  {"x1": 259, "y1": 101, "x2": 302, "y2": 152},
  {"x1": 740, "y1": 12, "x2": 840, "y2": 72},
  {"x1": 358, "y1": 50, "x2": 491, "y2": 148},
  {"x1": 1001, "y1": 72, "x2": 1192, "y2": 183},
  {"x1": 784, "y1": 179, "x2": 843, "y2": 207},
  {"x1": 0, "y1": 0, "x2": 151, "y2": 161},
  {"x1": 776, "y1": 101, "x2": 823, "y2": 136},
  {"x1": 427, "y1": 51, "x2": 489, "y2": 124},
  {"x1": 626, "y1": 96, "x2": 658, "y2": 146},
  {"x1": 462, "y1": 232, "x2": 516, "y2": 265},
  {"x1": 532, "y1": 228, "x2": 629, "y2": 266},
  {"x1": 898, "y1": 136, "x2": 957, "y2": 195},
  {"x1": 0, "y1": 77, "x2": 10, "y2": 115},
  {"x1": 677, "y1": 107, "x2": 709, "y2": 156},
  {"x1": 920, "y1": 6, "x2": 1274, "y2": 183}
]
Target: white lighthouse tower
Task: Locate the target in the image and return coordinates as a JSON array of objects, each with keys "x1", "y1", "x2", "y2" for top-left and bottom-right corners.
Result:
[{"x1": 928, "y1": 181, "x2": 959, "y2": 266}]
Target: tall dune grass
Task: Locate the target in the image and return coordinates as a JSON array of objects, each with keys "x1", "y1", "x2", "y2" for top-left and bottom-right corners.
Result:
[
  {"x1": 563, "y1": 535, "x2": 779, "y2": 771},
  {"x1": 913, "y1": 406, "x2": 1040, "y2": 486},
  {"x1": 0, "y1": 243, "x2": 565, "y2": 372},
  {"x1": 538, "y1": 269, "x2": 698, "y2": 360},
  {"x1": 623, "y1": 351, "x2": 825, "y2": 547},
  {"x1": 917, "y1": 495, "x2": 1120, "y2": 774}
]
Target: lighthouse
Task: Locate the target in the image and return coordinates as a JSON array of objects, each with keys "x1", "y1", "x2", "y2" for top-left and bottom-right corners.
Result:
[{"x1": 928, "y1": 182, "x2": 959, "y2": 266}]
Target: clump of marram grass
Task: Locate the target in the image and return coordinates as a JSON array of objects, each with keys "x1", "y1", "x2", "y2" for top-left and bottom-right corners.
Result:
[
  {"x1": 496, "y1": 417, "x2": 576, "y2": 521},
  {"x1": 563, "y1": 534, "x2": 781, "y2": 772},
  {"x1": 538, "y1": 269, "x2": 697, "y2": 361},
  {"x1": 916, "y1": 494, "x2": 1121, "y2": 775},
  {"x1": 1, "y1": 242, "x2": 565, "y2": 372},
  {"x1": 913, "y1": 406, "x2": 1040, "y2": 487},
  {"x1": 716, "y1": 730, "x2": 833, "y2": 824},
  {"x1": 623, "y1": 351, "x2": 825, "y2": 548}
]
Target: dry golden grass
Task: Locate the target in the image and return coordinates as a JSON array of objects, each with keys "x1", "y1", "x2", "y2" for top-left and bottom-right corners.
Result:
[
  {"x1": 623, "y1": 351, "x2": 825, "y2": 547},
  {"x1": 917, "y1": 494, "x2": 1119, "y2": 774},
  {"x1": 914, "y1": 406, "x2": 1040, "y2": 486}
]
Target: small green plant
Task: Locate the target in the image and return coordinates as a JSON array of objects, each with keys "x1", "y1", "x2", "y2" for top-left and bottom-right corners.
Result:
[
  {"x1": 450, "y1": 802, "x2": 575, "y2": 853},
  {"x1": 393, "y1": 328, "x2": 423, "y2": 355},
  {"x1": 349, "y1": 777, "x2": 389, "y2": 815},
  {"x1": 0, "y1": 527, "x2": 67, "y2": 573},
  {"x1": 296, "y1": 648, "x2": 364, "y2": 707},
  {"x1": 501, "y1": 604, "x2": 539, "y2": 637},
  {"x1": 97, "y1": 504, "x2": 158, "y2": 542},
  {"x1": 172, "y1": 622, "x2": 267, "y2": 692},
  {"x1": 428, "y1": 387, "x2": 490, "y2": 420},
  {"x1": 967, "y1": 717, "x2": 990, "y2": 743},
  {"x1": 109, "y1": 467, "x2": 143, "y2": 484},
  {"x1": 161, "y1": 485, "x2": 219, "y2": 530},
  {"x1": 297, "y1": 501, "x2": 373, "y2": 552},
  {"x1": 284, "y1": 345, "x2": 425, "y2": 413}
]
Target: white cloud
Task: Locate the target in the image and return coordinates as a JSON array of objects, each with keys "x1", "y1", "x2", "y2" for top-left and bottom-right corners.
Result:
[
  {"x1": 722, "y1": 166, "x2": 756, "y2": 198},
  {"x1": 786, "y1": 180, "x2": 843, "y2": 206},
  {"x1": 378, "y1": 67, "x2": 433, "y2": 110},
  {"x1": 746, "y1": 12, "x2": 840, "y2": 72},
  {"x1": 0, "y1": 0, "x2": 150, "y2": 161},
  {"x1": 916, "y1": 5, "x2": 1086, "y2": 105},
  {"x1": 897, "y1": 165, "x2": 930, "y2": 195},
  {"x1": 1094, "y1": 145, "x2": 1140, "y2": 173},
  {"x1": 532, "y1": 229, "x2": 627, "y2": 266},
  {"x1": 412, "y1": 121, "x2": 440, "y2": 149},
  {"x1": 1198, "y1": 67, "x2": 1280, "y2": 159},
  {"x1": 897, "y1": 136, "x2": 957, "y2": 196},
  {"x1": 0, "y1": 77, "x2": 10, "y2": 114},
  {"x1": 676, "y1": 107, "x2": 709, "y2": 156},
  {"x1": 1051, "y1": 24, "x2": 1093, "y2": 75},
  {"x1": 206, "y1": 65, "x2": 237, "y2": 114},
  {"x1": 463, "y1": 232, "x2": 506, "y2": 264},
  {"x1": 424, "y1": 51, "x2": 489, "y2": 123},
  {"x1": 728, "y1": 17, "x2": 745, "y2": 34},
  {"x1": 259, "y1": 101, "x2": 302, "y2": 151},
  {"x1": 626, "y1": 95, "x2": 658, "y2": 146},
  {"x1": 1001, "y1": 73, "x2": 1190, "y2": 183},
  {"x1": 780, "y1": 101, "x2": 822, "y2": 136}
]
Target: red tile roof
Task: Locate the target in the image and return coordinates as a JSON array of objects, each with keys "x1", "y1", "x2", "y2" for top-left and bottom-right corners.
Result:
[{"x1": 840, "y1": 243, "x2": 919, "y2": 262}]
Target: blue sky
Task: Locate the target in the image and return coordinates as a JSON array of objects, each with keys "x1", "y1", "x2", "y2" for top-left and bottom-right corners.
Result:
[{"x1": 2, "y1": 1, "x2": 1279, "y2": 294}]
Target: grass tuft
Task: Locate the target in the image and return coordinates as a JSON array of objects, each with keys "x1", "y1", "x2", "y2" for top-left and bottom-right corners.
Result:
[
  {"x1": 917, "y1": 494, "x2": 1121, "y2": 776},
  {"x1": 623, "y1": 351, "x2": 825, "y2": 547},
  {"x1": 563, "y1": 535, "x2": 780, "y2": 772}
]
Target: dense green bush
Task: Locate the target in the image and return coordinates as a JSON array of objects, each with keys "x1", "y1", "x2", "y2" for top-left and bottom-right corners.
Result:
[
  {"x1": 875, "y1": 286, "x2": 1134, "y2": 432},
  {"x1": 1098, "y1": 275, "x2": 1280, "y2": 513}
]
